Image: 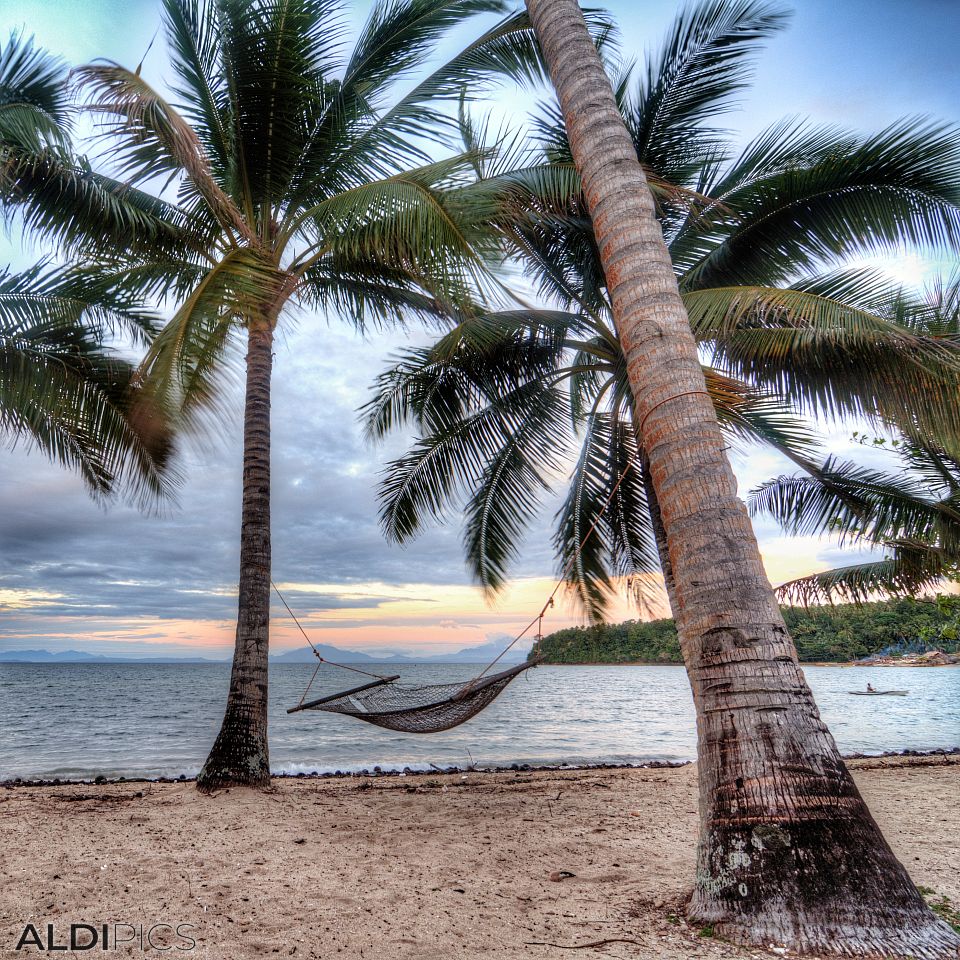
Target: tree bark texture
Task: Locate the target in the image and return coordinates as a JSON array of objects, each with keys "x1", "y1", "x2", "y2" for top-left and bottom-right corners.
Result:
[
  {"x1": 197, "y1": 323, "x2": 273, "y2": 793},
  {"x1": 525, "y1": 1, "x2": 959, "y2": 955}
]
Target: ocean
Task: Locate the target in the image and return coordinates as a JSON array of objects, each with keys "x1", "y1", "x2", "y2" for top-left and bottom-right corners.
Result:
[{"x1": 0, "y1": 662, "x2": 957, "y2": 781}]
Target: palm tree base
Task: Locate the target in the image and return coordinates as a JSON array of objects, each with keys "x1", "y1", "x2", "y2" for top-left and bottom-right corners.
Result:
[
  {"x1": 196, "y1": 710, "x2": 270, "y2": 793},
  {"x1": 687, "y1": 812, "x2": 960, "y2": 960},
  {"x1": 692, "y1": 908, "x2": 960, "y2": 959}
]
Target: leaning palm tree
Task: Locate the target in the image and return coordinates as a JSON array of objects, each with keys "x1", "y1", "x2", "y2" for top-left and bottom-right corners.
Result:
[
  {"x1": 0, "y1": 0, "x2": 575, "y2": 791},
  {"x1": 0, "y1": 35, "x2": 174, "y2": 500},
  {"x1": 369, "y1": 0, "x2": 960, "y2": 953},
  {"x1": 523, "y1": 0, "x2": 958, "y2": 954},
  {"x1": 367, "y1": 1, "x2": 960, "y2": 621}
]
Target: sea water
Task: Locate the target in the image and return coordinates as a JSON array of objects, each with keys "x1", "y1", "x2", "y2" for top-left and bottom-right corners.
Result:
[{"x1": 0, "y1": 662, "x2": 957, "y2": 781}]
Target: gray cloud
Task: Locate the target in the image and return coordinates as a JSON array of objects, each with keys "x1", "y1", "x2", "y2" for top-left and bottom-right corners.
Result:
[{"x1": 0, "y1": 323, "x2": 562, "y2": 649}]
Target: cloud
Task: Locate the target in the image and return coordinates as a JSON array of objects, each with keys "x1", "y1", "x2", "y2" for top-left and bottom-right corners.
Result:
[{"x1": 6, "y1": 0, "x2": 948, "y2": 658}]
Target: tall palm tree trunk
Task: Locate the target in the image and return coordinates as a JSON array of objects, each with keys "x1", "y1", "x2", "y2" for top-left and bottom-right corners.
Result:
[
  {"x1": 197, "y1": 322, "x2": 274, "y2": 793},
  {"x1": 526, "y1": 1, "x2": 959, "y2": 955}
]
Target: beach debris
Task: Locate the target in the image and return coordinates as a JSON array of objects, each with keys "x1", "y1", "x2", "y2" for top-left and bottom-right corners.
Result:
[
  {"x1": 548, "y1": 870, "x2": 576, "y2": 882},
  {"x1": 525, "y1": 937, "x2": 640, "y2": 949}
]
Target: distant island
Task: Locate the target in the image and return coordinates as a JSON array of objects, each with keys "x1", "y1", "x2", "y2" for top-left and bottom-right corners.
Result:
[{"x1": 532, "y1": 599, "x2": 960, "y2": 665}]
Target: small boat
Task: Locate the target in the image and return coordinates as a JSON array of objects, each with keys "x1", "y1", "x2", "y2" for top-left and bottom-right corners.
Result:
[{"x1": 848, "y1": 690, "x2": 909, "y2": 696}]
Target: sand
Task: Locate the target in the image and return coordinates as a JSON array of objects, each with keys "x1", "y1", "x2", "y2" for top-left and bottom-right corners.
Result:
[{"x1": 1, "y1": 756, "x2": 957, "y2": 959}]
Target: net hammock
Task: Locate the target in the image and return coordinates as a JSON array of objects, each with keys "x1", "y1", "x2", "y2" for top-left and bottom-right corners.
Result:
[
  {"x1": 283, "y1": 457, "x2": 640, "y2": 733},
  {"x1": 286, "y1": 661, "x2": 535, "y2": 733}
]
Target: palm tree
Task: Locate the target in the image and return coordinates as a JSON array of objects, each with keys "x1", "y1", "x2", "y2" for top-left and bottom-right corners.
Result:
[
  {"x1": 368, "y1": 0, "x2": 960, "y2": 952},
  {"x1": 0, "y1": 0, "x2": 571, "y2": 791},
  {"x1": 523, "y1": 0, "x2": 958, "y2": 953},
  {"x1": 0, "y1": 34, "x2": 174, "y2": 500},
  {"x1": 367, "y1": 2, "x2": 960, "y2": 623}
]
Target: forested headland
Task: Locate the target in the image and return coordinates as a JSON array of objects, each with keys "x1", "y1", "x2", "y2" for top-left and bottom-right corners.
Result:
[{"x1": 533, "y1": 599, "x2": 960, "y2": 664}]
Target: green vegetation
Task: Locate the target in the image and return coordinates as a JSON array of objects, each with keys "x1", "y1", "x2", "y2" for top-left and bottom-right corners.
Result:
[
  {"x1": 534, "y1": 599, "x2": 960, "y2": 664},
  {"x1": 918, "y1": 889, "x2": 960, "y2": 935}
]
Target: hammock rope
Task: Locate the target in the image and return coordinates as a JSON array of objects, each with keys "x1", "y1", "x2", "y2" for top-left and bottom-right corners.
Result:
[{"x1": 282, "y1": 457, "x2": 637, "y2": 731}]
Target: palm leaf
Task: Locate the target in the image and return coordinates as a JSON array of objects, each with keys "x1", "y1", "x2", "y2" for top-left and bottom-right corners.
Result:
[
  {"x1": 0, "y1": 31, "x2": 70, "y2": 149},
  {"x1": 137, "y1": 249, "x2": 286, "y2": 423},
  {"x1": 775, "y1": 548, "x2": 954, "y2": 605},
  {"x1": 631, "y1": 0, "x2": 790, "y2": 186},
  {"x1": 463, "y1": 384, "x2": 570, "y2": 592},
  {"x1": 679, "y1": 118, "x2": 960, "y2": 287},
  {"x1": 0, "y1": 300, "x2": 176, "y2": 504},
  {"x1": 76, "y1": 63, "x2": 251, "y2": 239}
]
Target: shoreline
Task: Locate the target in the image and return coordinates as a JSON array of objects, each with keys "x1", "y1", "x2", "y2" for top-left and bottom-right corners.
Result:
[{"x1": 4, "y1": 745, "x2": 957, "y2": 790}]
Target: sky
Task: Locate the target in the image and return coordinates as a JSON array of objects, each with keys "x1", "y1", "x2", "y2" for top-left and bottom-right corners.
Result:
[{"x1": 0, "y1": 0, "x2": 958, "y2": 659}]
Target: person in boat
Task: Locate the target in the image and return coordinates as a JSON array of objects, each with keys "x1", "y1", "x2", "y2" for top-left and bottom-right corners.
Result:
[{"x1": 866, "y1": 683, "x2": 875, "y2": 692}]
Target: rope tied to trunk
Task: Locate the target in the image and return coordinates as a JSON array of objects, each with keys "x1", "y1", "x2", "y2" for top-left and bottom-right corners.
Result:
[{"x1": 637, "y1": 390, "x2": 712, "y2": 436}]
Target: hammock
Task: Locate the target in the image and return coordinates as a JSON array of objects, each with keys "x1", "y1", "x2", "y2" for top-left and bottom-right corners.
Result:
[
  {"x1": 281, "y1": 456, "x2": 640, "y2": 733},
  {"x1": 286, "y1": 660, "x2": 537, "y2": 732}
]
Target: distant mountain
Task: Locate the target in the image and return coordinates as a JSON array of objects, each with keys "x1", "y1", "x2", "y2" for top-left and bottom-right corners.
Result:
[
  {"x1": 425, "y1": 638, "x2": 531, "y2": 664},
  {"x1": 272, "y1": 643, "x2": 413, "y2": 663},
  {"x1": 2, "y1": 638, "x2": 532, "y2": 665},
  {"x1": 271, "y1": 638, "x2": 530, "y2": 664},
  {"x1": 0, "y1": 649, "x2": 223, "y2": 664}
]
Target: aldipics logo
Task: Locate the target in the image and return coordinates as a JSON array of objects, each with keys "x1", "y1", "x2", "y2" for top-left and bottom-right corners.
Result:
[{"x1": 14, "y1": 923, "x2": 197, "y2": 952}]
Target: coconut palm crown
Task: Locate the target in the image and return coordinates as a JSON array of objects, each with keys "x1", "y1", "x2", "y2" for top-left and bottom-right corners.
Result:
[
  {"x1": 0, "y1": 0, "x2": 590, "y2": 789},
  {"x1": 364, "y1": 0, "x2": 960, "y2": 620}
]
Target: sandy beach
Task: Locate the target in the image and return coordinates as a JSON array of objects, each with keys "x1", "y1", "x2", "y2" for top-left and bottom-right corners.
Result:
[{"x1": 0, "y1": 755, "x2": 957, "y2": 959}]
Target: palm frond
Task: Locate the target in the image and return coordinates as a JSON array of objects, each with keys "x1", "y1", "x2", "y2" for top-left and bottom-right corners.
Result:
[
  {"x1": 363, "y1": 308, "x2": 574, "y2": 442},
  {"x1": 376, "y1": 377, "x2": 562, "y2": 544},
  {"x1": 0, "y1": 148, "x2": 203, "y2": 260},
  {"x1": 137, "y1": 249, "x2": 286, "y2": 424},
  {"x1": 0, "y1": 31, "x2": 70, "y2": 149},
  {"x1": 631, "y1": 0, "x2": 790, "y2": 185},
  {"x1": 213, "y1": 0, "x2": 350, "y2": 210},
  {"x1": 748, "y1": 456, "x2": 960, "y2": 550},
  {"x1": 162, "y1": 0, "x2": 234, "y2": 177},
  {"x1": 679, "y1": 118, "x2": 960, "y2": 286},
  {"x1": 683, "y1": 282, "x2": 960, "y2": 447},
  {"x1": 775, "y1": 548, "x2": 954, "y2": 605},
  {"x1": 462, "y1": 384, "x2": 570, "y2": 593},
  {"x1": 299, "y1": 155, "x2": 502, "y2": 296},
  {"x1": 0, "y1": 297, "x2": 176, "y2": 504},
  {"x1": 76, "y1": 62, "x2": 250, "y2": 239},
  {"x1": 554, "y1": 410, "x2": 660, "y2": 622}
]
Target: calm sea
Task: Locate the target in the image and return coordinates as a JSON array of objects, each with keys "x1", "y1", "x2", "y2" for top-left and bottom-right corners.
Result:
[{"x1": 0, "y1": 662, "x2": 957, "y2": 781}]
